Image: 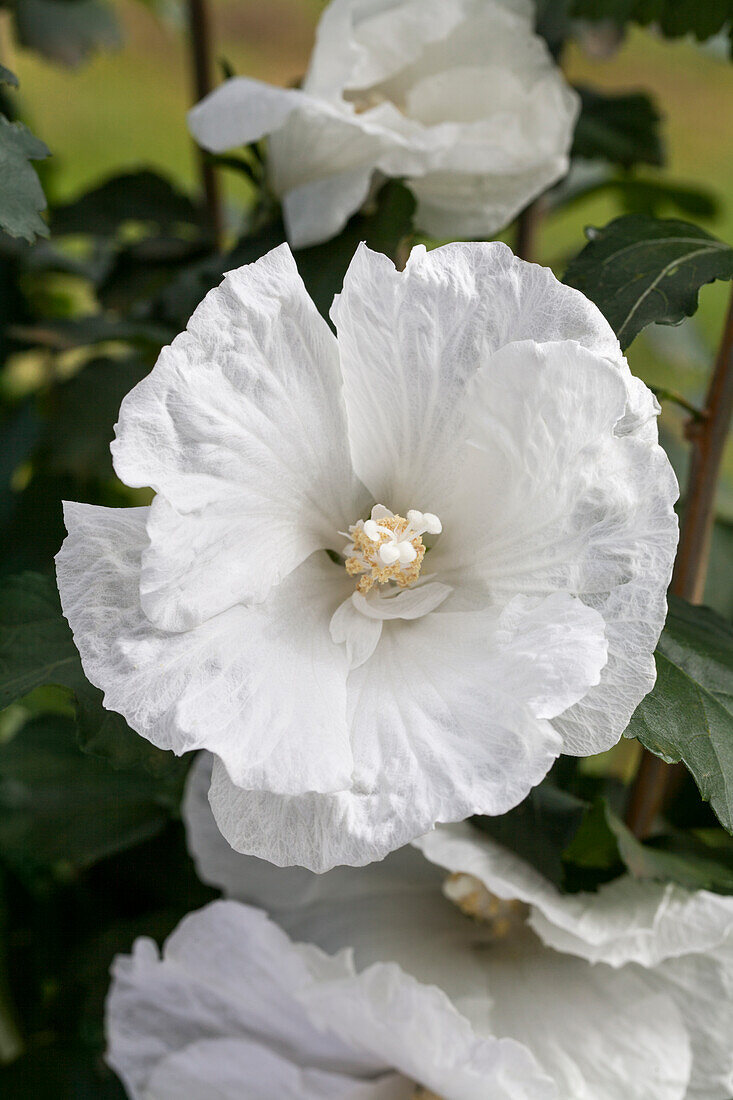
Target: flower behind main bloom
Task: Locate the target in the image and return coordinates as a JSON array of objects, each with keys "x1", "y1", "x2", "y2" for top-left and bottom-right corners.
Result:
[
  {"x1": 55, "y1": 240, "x2": 678, "y2": 871},
  {"x1": 105, "y1": 756, "x2": 733, "y2": 1100},
  {"x1": 188, "y1": 0, "x2": 580, "y2": 247}
]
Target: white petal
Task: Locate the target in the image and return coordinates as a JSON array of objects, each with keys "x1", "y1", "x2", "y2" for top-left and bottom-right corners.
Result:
[
  {"x1": 207, "y1": 593, "x2": 606, "y2": 871},
  {"x1": 450, "y1": 338, "x2": 678, "y2": 754},
  {"x1": 106, "y1": 901, "x2": 387, "y2": 1100},
  {"x1": 183, "y1": 754, "x2": 443, "y2": 924},
  {"x1": 143, "y1": 1037, "x2": 405, "y2": 1100},
  {"x1": 331, "y1": 241, "x2": 621, "y2": 513},
  {"x1": 188, "y1": 77, "x2": 303, "y2": 152},
  {"x1": 300, "y1": 960, "x2": 557, "y2": 1100},
  {"x1": 645, "y1": 950, "x2": 733, "y2": 1099},
  {"x1": 330, "y1": 596, "x2": 383, "y2": 670},
  {"x1": 56, "y1": 503, "x2": 353, "y2": 795},
  {"x1": 111, "y1": 244, "x2": 365, "y2": 629},
  {"x1": 351, "y1": 580, "x2": 452, "y2": 620},
  {"x1": 417, "y1": 822, "x2": 733, "y2": 967},
  {"x1": 474, "y1": 926, "x2": 691, "y2": 1100}
]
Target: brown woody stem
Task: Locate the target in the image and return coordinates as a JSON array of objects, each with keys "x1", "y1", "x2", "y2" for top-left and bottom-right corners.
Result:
[
  {"x1": 515, "y1": 199, "x2": 543, "y2": 262},
  {"x1": 625, "y1": 287, "x2": 733, "y2": 837},
  {"x1": 187, "y1": 0, "x2": 224, "y2": 248}
]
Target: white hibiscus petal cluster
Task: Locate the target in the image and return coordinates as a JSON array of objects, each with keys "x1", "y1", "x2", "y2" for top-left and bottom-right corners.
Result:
[
  {"x1": 188, "y1": 0, "x2": 580, "y2": 247},
  {"x1": 56, "y1": 239, "x2": 678, "y2": 872},
  {"x1": 105, "y1": 757, "x2": 733, "y2": 1100}
]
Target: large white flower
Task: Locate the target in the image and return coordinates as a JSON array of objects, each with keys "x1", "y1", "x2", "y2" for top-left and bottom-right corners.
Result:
[
  {"x1": 56, "y1": 240, "x2": 678, "y2": 871},
  {"x1": 106, "y1": 755, "x2": 733, "y2": 1100},
  {"x1": 188, "y1": 0, "x2": 580, "y2": 247}
]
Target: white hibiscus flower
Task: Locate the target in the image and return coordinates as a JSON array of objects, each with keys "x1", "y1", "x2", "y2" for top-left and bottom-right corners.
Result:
[
  {"x1": 106, "y1": 755, "x2": 733, "y2": 1100},
  {"x1": 188, "y1": 0, "x2": 580, "y2": 247},
  {"x1": 55, "y1": 240, "x2": 678, "y2": 872}
]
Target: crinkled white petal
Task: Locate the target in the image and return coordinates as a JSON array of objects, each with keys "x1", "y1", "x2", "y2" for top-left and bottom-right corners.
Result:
[
  {"x1": 111, "y1": 244, "x2": 365, "y2": 628},
  {"x1": 416, "y1": 822, "x2": 733, "y2": 967},
  {"x1": 643, "y1": 949, "x2": 733, "y2": 1099},
  {"x1": 300, "y1": 958, "x2": 556, "y2": 1100},
  {"x1": 207, "y1": 592, "x2": 606, "y2": 871},
  {"x1": 443, "y1": 337, "x2": 678, "y2": 754},
  {"x1": 107, "y1": 900, "x2": 553, "y2": 1100},
  {"x1": 55, "y1": 503, "x2": 354, "y2": 795},
  {"x1": 470, "y1": 925, "x2": 690, "y2": 1100},
  {"x1": 106, "y1": 902, "x2": 387, "y2": 1100},
  {"x1": 143, "y1": 1037, "x2": 407, "y2": 1100},
  {"x1": 331, "y1": 241, "x2": 622, "y2": 513}
]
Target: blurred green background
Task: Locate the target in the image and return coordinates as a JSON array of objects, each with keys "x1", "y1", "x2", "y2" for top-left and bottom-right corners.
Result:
[{"x1": 2, "y1": 0, "x2": 732, "y2": 519}]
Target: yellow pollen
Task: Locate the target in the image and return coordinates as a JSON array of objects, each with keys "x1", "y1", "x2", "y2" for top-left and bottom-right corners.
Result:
[
  {"x1": 444, "y1": 873, "x2": 529, "y2": 937},
  {"x1": 345, "y1": 514, "x2": 426, "y2": 594}
]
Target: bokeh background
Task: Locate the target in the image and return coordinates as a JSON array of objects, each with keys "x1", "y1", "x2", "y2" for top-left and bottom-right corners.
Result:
[
  {"x1": 2, "y1": 0, "x2": 733, "y2": 594},
  {"x1": 0, "y1": 3, "x2": 732, "y2": 1093}
]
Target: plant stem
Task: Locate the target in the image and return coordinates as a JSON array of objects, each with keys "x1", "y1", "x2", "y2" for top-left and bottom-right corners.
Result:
[
  {"x1": 625, "y1": 287, "x2": 733, "y2": 838},
  {"x1": 187, "y1": 0, "x2": 223, "y2": 248},
  {"x1": 515, "y1": 199, "x2": 543, "y2": 262},
  {"x1": 649, "y1": 385, "x2": 706, "y2": 421}
]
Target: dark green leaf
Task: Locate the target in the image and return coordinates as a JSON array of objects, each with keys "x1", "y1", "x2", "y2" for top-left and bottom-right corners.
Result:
[
  {"x1": 0, "y1": 715, "x2": 172, "y2": 883},
  {"x1": 0, "y1": 572, "x2": 184, "y2": 777},
  {"x1": 0, "y1": 65, "x2": 18, "y2": 88},
  {"x1": 40, "y1": 356, "x2": 149, "y2": 479},
  {"x1": 472, "y1": 783, "x2": 587, "y2": 887},
  {"x1": 572, "y1": 86, "x2": 664, "y2": 169},
  {"x1": 565, "y1": 797, "x2": 733, "y2": 893},
  {"x1": 14, "y1": 0, "x2": 121, "y2": 68},
  {"x1": 52, "y1": 169, "x2": 199, "y2": 237},
  {"x1": 2, "y1": 1042, "x2": 125, "y2": 1098},
  {"x1": 569, "y1": 0, "x2": 732, "y2": 42},
  {"x1": 0, "y1": 115, "x2": 49, "y2": 243},
  {"x1": 626, "y1": 596, "x2": 733, "y2": 833},
  {"x1": 10, "y1": 314, "x2": 174, "y2": 351},
  {"x1": 296, "y1": 179, "x2": 416, "y2": 319},
  {"x1": 564, "y1": 214, "x2": 733, "y2": 348}
]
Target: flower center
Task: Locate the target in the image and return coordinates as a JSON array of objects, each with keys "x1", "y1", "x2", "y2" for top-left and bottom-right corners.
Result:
[
  {"x1": 343, "y1": 506, "x2": 442, "y2": 595},
  {"x1": 444, "y1": 873, "x2": 529, "y2": 939}
]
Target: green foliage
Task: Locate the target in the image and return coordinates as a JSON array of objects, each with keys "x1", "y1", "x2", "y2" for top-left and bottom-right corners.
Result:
[
  {"x1": 12, "y1": 0, "x2": 121, "y2": 68},
  {"x1": 564, "y1": 214, "x2": 733, "y2": 348},
  {"x1": 52, "y1": 169, "x2": 200, "y2": 238},
  {"x1": 0, "y1": 67, "x2": 49, "y2": 243},
  {"x1": 472, "y1": 784, "x2": 587, "y2": 888},
  {"x1": 626, "y1": 596, "x2": 733, "y2": 834},
  {"x1": 572, "y1": 86, "x2": 664, "y2": 169},
  {"x1": 0, "y1": 714, "x2": 172, "y2": 886},
  {"x1": 569, "y1": 0, "x2": 733, "y2": 44},
  {"x1": 0, "y1": 572, "x2": 186, "y2": 778},
  {"x1": 40, "y1": 355, "x2": 149, "y2": 480},
  {"x1": 565, "y1": 798, "x2": 733, "y2": 893}
]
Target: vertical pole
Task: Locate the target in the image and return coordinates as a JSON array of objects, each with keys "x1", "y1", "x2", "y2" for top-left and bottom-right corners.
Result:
[
  {"x1": 187, "y1": 0, "x2": 224, "y2": 248},
  {"x1": 625, "y1": 289, "x2": 733, "y2": 837}
]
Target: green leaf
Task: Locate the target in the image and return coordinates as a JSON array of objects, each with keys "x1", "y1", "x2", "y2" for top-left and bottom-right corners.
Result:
[
  {"x1": 0, "y1": 65, "x2": 19, "y2": 89},
  {"x1": 472, "y1": 783, "x2": 588, "y2": 888},
  {"x1": 2, "y1": 1042, "x2": 125, "y2": 1098},
  {"x1": 296, "y1": 179, "x2": 416, "y2": 319},
  {"x1": 626, "y1": 595, "x2": 733, "y2": 833},
  {"x1": 565, "y1": 797, "x2": 733, "y2": 894},
  {"x1": 14, "y1": 0, "x2": 121, "y2": 68},
  {"x1": 0, "y1": 572, "x2": 184, "y2": 778},
  {"x1": 52, "y1": 169, "x2": 199, "y2": 237},
  {"x1": 572, "y1": 86, "x2": 664, "y2": 169},
  {"x1": 0, "y1": 715, "x2": 173, "y2": 884},
  {"x1": 40, "y1": 356, "x2": 149, "y2": 479},
  {"x1": 0, "y1": 115, "x2": 50, "y2": 243},
  {"x1": 563, "y1": 214, "x2": 733, "y2": 348},
  {"x1": 569, "y1": 0, "x2": 733, "y2": 42}
]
